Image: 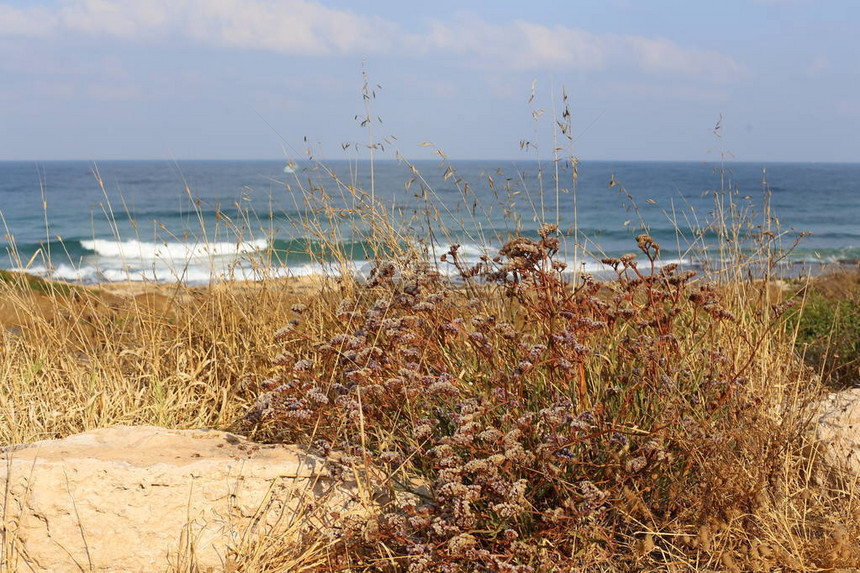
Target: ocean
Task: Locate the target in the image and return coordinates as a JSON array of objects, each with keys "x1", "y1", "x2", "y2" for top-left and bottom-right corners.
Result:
[{"x1": 1, "y1": 159, "x2": 858, "y2": 284}]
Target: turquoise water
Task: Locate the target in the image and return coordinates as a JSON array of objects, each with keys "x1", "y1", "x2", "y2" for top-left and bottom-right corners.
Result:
[{"x1": 1, "y1": 159, "x2": 858, "y2": 283}]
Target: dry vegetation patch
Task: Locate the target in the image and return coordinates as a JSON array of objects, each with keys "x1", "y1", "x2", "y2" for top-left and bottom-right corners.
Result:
[
  {"x1": 0, "y1": 273, "x2": 329, "y2": 444},
  {"x1": 238, "y1": 231, "x2": 859, "y2": 571}
]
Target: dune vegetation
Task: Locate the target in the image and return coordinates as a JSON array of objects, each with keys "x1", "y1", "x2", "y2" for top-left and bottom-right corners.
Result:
[{"x1": 2, "y1": 101, "x2": 859, "y2": 571}]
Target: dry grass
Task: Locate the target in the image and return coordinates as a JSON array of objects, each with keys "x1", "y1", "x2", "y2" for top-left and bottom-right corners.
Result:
[{"x1": 0, "y1": 273, "x2": 329, "y2": 445}]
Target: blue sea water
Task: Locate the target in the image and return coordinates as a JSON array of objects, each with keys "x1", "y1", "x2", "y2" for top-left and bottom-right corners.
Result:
[{"x1": 0, "y1": 159, "x2": 858, "y2": 284}]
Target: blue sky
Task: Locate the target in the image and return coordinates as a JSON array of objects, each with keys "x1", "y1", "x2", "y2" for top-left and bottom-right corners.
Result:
[{"x1": 1, "y1": 0, "x2": 858, "y2": 162}]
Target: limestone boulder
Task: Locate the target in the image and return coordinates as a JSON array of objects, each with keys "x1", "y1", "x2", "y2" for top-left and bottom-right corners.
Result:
[
  {"x1": 0, "y1": 426, "x2": 363, "y2": 572},
  {"x1": 815, "y1": 388, "x2": 860, "y2": 482}
]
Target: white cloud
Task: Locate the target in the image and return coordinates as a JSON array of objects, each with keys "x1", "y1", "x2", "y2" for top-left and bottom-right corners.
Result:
[
  {"x1": 515, "y1": 22, "x2": 608, "y2": 70},
  {"x1": 0, "y1": 5, "x2": 58, "y2": 37},
  {"x1": 424, "y1": 16, "x2": 742, "y2": 81},
  {"x1": 181, "y1": 0, "x2": 402, "y2": 55},
  {"x1": 1, "y1": 0, "x2": 399, "y2": 53},
  {"x1": 424, "y1": 16, "x2": 607, "y2": 71},
  {"x1": 59, "y1": 0, "x2": 172, "y2": 38},
  {"x1": 625, "y1": 36, "x2": 744, "y2": 82},
  {"x1": 0, "y1": 1, "x2": 743, "y2": 81}
]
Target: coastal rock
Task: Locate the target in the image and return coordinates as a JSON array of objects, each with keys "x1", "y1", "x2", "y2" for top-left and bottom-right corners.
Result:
[
  {"x1": 0, "y1": 426, "x2": 363, "y2": 572},
  {"x1": 815, "y1": 388, "x2": 860, "y2": 482}
]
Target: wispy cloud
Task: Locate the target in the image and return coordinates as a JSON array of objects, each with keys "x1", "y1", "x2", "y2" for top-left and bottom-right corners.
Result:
[
  {"x1": 0, "y1": 5, "x2": 58, "y2": 37},
  {"x1": 1, "y1": 1, "x2": 399, "y2": 52},
  {"x1": 59, "y1": 1, "x2": 172, "y2": 39},
  {"x1": 425, "y1": 16, "x2": 743, "y2": 81},
  {"x1": 180, "y1": 0, "x2": 402, "y2": 55},
  {"x1": 624, "y1": 36, "x2": 743, "y2": 82},
  {"x1": 0, "y1": 1, "x2": 744, "y2": 81}
]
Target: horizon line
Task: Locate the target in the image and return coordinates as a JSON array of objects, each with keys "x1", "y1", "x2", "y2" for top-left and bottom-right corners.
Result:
[{"x1": 1, "y1": 157, "x2": 858, "y2": 165}]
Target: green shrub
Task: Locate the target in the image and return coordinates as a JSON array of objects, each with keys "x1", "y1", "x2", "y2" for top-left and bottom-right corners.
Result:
[{"x1": 790, "y1": 281, "x2": 860, "y2": 389}]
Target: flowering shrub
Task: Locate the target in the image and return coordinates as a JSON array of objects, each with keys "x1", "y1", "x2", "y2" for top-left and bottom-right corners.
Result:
[{"x1": 244, "y1": 226, "x2": 850, "y2": 570}]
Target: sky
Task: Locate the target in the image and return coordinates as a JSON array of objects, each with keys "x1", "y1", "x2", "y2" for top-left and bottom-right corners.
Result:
[{"x1": 0, "y1": 0, "x2": 858, "y2": 162}]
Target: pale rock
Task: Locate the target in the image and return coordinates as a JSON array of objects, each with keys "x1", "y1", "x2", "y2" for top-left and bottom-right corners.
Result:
[
  {"x1": 815, "y1": 388, "x2": 860, "y2": 482},
  {"x1": 0, "y1": 426, "x2": 363, "y2": 572}
]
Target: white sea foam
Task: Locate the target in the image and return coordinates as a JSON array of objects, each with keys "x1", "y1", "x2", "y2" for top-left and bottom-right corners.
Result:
[
  {"x1": 80, "y1": 238, "x2": 268, "y2": 261},
  {"x1": 26, "y1": 264, "x2": 100, "y2": 283},
  {"x1": 431, "y1": 250, "x2": 694, "y2": 279},
  {"x1": 15, "y1": 241, "x2": 697, "y2": 286}
]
